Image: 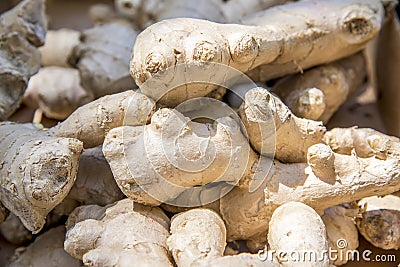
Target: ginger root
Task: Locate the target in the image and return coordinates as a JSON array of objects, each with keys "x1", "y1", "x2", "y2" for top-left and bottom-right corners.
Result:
[
  {"x1": 49, "y1": 90, "x2": 155, "y2": 148},
  {"x1": 103, "y1": 107, "x2": 253, "y2": 206},
  {"x1": 239, "y1": 87, "x2": 325, "y2": 162},
  {"x1": 268, "y1": 202, "x2": 329, "y2": 267},
  {"x1": 357, "y1": 195, "x2": 400, "y2": 250},
  {"x1": 69, "y1": 21, "x2": 138, "y2": 98},
  {"x1": 64, "y1": 199, "x2": 173, "y2": 266},
  {"x1": 23, "y1": 66, "x2": 93, "y2": 120},
  {"x1": 9, "y1": 226, "x2": 80, "y2": 267},
  {"x1": 39, "y1": 29, "x2": 80, "y2": 67},
  {"x1": 323, "y1": 127, "x2": 400, "y2": 159},
  {"x1": 0, "y1": 0, "x2": 47, "y2": 120},
  {"x1": 167, "y1": 209, "x2": 226, "y2": 266},
  {"x1": 271, "y1": 53, "x2": 366, "y2": 122},
  {"x1": 0, "y1": 122, "x2": 83, "y2": 233},
  {"x1": 131, "y1": 0, "x2": 383, "y2": 106}
]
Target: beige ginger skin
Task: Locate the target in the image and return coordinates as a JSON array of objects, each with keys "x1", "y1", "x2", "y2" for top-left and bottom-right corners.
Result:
[
  {"x1": 49, "y1": 90, "x2": 155, "y2": 148},
  {"x1": 167, "y1": 209, "x2": 227, "y2": 266},
  {"x1": 0, "y1": 122, "x2": 83, "y2": 233},
  {"x1": 39, "y1": 29, "x2": 80, "y2": 67},
  {"x1": 0, "y1": 0, "x2": 47, "y2": 120},
  {"x1": 239, "y1": 87, "x2": 326, "y2": 163},
  {"x1": 23, "y1": 66, "x2": 93, "y2": 120},
  {"x1": 0, "y1": 91, "x2": 154, "y2": 232},
  {"x1": 268, "y1": 202, "x2": 329, "y2": 267},
  {"x1": 131, "y1": 0, "x2": 383, "y2": 106},
  {"x1": 357, "y1": 195, "x2": 400, "y2": 250},
  {"x1": 271, "y1": 53, "x2": 366, "y2": 122},
  {"x1": 103, "y1": 107, "x2": 253, "y2": 206},
  {"x1": 64, "y1": 199, "x2": 174, "y2": 266},
  {"x1": 323, "y1": 127, "x2": 400, "y2": 159},
  {"x1": 69, "y1": 21, "x2": 138, "y2": 98}
]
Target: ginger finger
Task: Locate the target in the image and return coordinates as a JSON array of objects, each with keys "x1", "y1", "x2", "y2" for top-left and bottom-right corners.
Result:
[
  {"x1": 49, "y1": 90, "x2": 155, "y2": 148},
  {"x1": 323, "y1": 127, "x2": 400, "y2": 159},
  {"x1": 271, "y1": 53, "x2": 366, "y2": 122},
  {"x1": 239, "y1": 86, "x2": 326, "y2": 162}
]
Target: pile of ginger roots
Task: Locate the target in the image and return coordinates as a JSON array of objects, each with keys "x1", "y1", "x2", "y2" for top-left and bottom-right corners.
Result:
[{"x1": 0, "y1": 0, "x2": 400, "y2": 266}]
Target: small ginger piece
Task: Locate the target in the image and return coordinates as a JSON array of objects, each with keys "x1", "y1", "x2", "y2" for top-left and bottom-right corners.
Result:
[
  {"x1": 268, "y1": 202, "x2": 329, "y2": 267},
  {"x1": 0, "y1": 0, "x2": 47, "y2": 120},
  {"x1": 322, "y1": 206, "x2": 359, "y2": 266},
  {"x1": 9, "y1": 226, "x2": 80, "y2": 267},
  {"x1": 167, "y1": 209, "x2": 226, "y2": 266},
  {"x1": 69, "y1": 21, "x2": 138, "y2": 98},
  {"x1": 357, "y1": 195, "x2": 400, "y2": 250},
  {"x1": 64, "y1": 199, "x2": 173, "y2": 266},
  {"x1": 23, "y1": 66, "x2": 93, "y2": 120},
  {"x1": 49, "y1": 90, "x2": 155, "y2": 148},
  {"x1": 239, "y1": 87, "x2": 326, "y2": 162},
  {"x1": 39, "y1": 29, "x2": 80, "y2": 67},
  {"x1": 131, "y1": 0, "x2": 383, "y2": 106},
  {"x1": 0, "y1": 122, "x2": 83, "y2": 233},
  {"x1": 271, "y1": 53, "x2": 366, "y2": 122}
]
